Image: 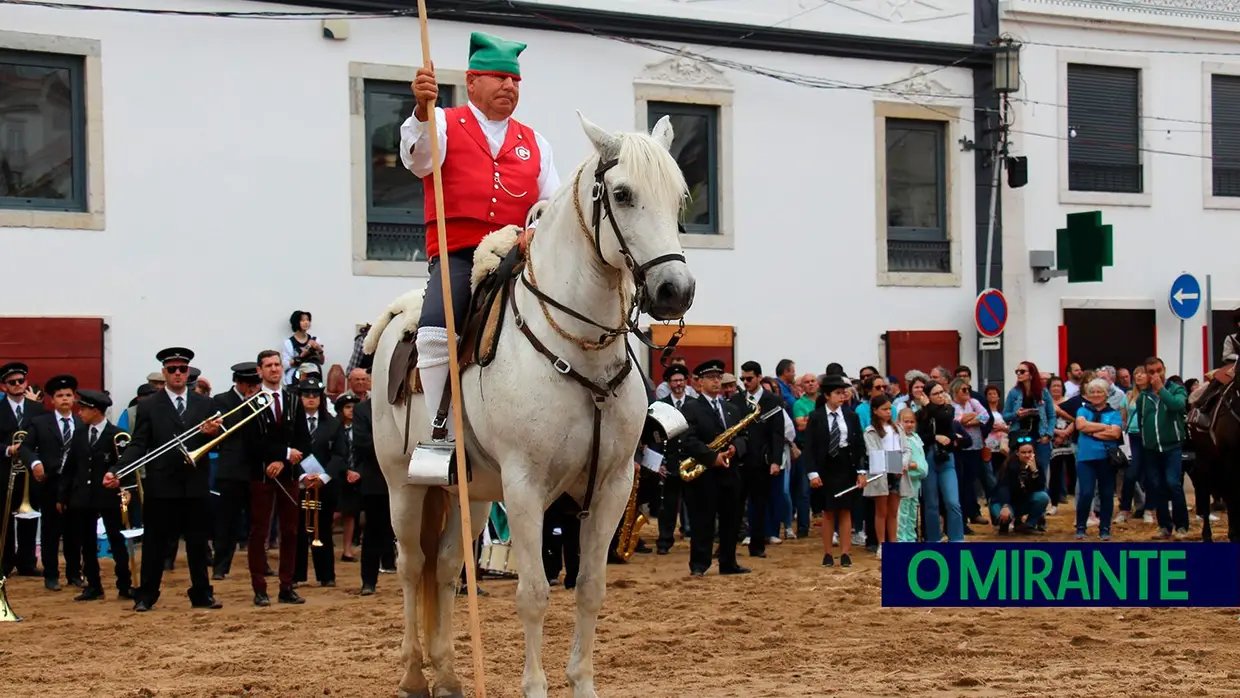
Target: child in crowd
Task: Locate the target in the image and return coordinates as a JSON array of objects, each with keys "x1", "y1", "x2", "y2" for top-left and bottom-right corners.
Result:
[{"x1": 896, "y1": 408, "x2": 927, "y2": 542}]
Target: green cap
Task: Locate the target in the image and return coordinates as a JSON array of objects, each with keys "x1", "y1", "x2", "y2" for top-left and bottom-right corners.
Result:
[{"x1": 467, "y1": 31, "x2": 526, "y2": 79}]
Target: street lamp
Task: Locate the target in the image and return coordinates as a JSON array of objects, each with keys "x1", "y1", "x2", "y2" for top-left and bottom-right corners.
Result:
[{"x1": 994, "y1": 42, "x2": 1021, "y2": 94}]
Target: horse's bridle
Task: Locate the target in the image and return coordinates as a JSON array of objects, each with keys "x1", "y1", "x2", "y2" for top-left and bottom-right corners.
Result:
[
  {"x1": 519, "y1": 154, "x2": 687, "y2": 363},
  {"x1": 509, "y1": 154, "x2": 688, "y2": 521}
]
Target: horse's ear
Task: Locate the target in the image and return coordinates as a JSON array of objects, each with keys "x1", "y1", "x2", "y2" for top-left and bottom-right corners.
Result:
[
  {"x1": 651, "y1": 115, "x2": 674, "y2": 151},
  {"x1": 577, "y1": 110, "x2": 618, "y2": 156}
]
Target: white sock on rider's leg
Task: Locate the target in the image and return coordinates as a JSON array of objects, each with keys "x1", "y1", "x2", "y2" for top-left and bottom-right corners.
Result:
[{"x1": 415, "y1": 326, "x2": 455, "y2": 441}]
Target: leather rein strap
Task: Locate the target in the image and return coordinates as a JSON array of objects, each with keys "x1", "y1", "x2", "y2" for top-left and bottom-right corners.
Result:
[{"x1": 509, "y1": 275, "x2": 632, "y2": 519}]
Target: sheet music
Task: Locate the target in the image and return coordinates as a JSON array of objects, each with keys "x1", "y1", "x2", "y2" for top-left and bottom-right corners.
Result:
[
  {"x1": 640, "y1": 448, "x2": 664, "y2": 472},
  {"x1": 298, "y1": 455, "x2": 332, "y2": 486}
]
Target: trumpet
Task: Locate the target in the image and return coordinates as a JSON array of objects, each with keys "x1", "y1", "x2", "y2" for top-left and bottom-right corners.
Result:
[
  {"x1": 614, "y1": 471, "x2": 648, "y2": 561},
  {"x1": 678, "y1": 402, "x2": 784, "y2": 482},
  {"x1": 302, "y1": 483, "x2": 323, "y2": 548},
  {"x1": 10, "y1": 432, "x2": 34, "y2": 516},
  {"x1": 113, "y1": 391, "x2": 271, "y2": 481}
]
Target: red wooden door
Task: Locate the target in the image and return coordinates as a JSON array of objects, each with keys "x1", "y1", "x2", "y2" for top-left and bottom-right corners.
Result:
[
  {"x1": 0, "y1": 318, "x2": 106, "y2": 402},
  {"x1": 882, "y1": 330, "x2": 961, "y2": 391}
]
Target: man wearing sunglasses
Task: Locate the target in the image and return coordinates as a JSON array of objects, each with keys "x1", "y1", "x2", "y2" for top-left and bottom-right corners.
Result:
[
  {"x1": 107, "y1": 347, "x2": 224, "y2": 612},
  {"x1": 1, "y1": 361, "x2": 45, "y2": 577}
]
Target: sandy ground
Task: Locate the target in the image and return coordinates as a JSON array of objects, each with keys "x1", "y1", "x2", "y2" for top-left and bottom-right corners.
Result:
[{"x1": 1, "y1": 502, "x2": 1239, "y2": 698}]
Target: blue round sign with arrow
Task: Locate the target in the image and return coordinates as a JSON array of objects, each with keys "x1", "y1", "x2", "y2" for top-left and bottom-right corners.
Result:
[{"x1": 1169, "y1": 273, "x2": 1202, "y2": 321}]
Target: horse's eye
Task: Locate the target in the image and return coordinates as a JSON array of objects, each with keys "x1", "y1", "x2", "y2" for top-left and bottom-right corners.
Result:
[{"x1": 613, "y1": 186, "x2": 633, "y2": 205}]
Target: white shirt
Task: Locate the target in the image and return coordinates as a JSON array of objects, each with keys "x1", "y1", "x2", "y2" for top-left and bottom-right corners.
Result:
[
  {"x1": 261, "y1": 384, "x2": 294, "y2": 460},
  {"x1": 807, "y1": 405, "x2": 851, "y2": 482},
  {"x1": 165, "y1": 386, "x2": 188, "y2": 408},
  {"x1": 399, "y1": 101, "x2": 561, "y2": 211},
  {"x1": 1065, "y1": 380, "x2": 1080, "y2": 398}
]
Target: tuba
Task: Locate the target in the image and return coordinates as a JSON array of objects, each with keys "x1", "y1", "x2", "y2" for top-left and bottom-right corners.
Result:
[
  {"x1": 678, "y1": 401, "x2": 783, "y2": 482},
  {"x1": 614, "y1": 471, "x2": 648, "y2": 562}
]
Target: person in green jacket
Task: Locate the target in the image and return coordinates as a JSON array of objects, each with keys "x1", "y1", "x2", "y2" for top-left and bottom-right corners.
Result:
[{"x1": 1134, "y1": 357, "x2": 1190, "y2": 538}]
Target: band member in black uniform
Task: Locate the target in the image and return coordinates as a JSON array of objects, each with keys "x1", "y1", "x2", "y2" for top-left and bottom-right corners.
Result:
[
  {"x1": 58, "y1": 389, "x2": 133, "y2": 601},
  {"x1": 655, "y1": 363, "x2": 690, "y2": 554},
  {"x1": 106, "y1": 347, "x2": 224, "y2": 612},
  {"x1": 731, "y1": 361, "x2": 786, "y2": 558},
  {"x1": 350, "y1": 396, "x2": 393, "y2": 595},
  {"x1": 679, "y1": 359, "x2": 750, "y2": 577},
  {"x1": 334, "y1": 393, "x2": 362, "y2": 563},
  {"x1": 211, "y1": 362, "x2": 263, "y2": 580},
  {"x1": 18, "y1": 374, "x2": 85, "y2": 591},
  {"x1": 292, "y1": 375, "x2": 349, "y2": 587},
  {"x1": 803, "y1": 374, "x2": 866, "y2": 568},
  {"x1": 1, "y1": 361, "x2": 44, "y2": 577}
]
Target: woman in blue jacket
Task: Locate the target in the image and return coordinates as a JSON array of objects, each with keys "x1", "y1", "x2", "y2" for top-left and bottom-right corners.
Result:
[
  {"x1": 1003, "y1": 361, "x2": 1056, "y2": 521},
  {"x1": 1074, "y1": 378, "x2": 1124, "y2": 540}
]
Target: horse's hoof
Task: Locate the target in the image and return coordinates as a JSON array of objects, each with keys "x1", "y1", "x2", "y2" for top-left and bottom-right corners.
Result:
[{"x1": 397, "y1": 688, "x2": 431, "y2": 698}]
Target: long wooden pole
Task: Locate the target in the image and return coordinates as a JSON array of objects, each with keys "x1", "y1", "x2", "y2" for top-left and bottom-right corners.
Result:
[{"x1": 415, "y1": 2, "x2": 487, "y2": 695}]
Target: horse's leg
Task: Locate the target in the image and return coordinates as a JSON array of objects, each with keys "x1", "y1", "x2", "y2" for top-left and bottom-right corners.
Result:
[
  {"x1": 566, "y1": 469, "x2": 631, "y2": 698},
  {"x1": 505, "y1": 478, "x2": 554, "y2": 698},
  {"x1": 391, "y1": 485, "x2": 432, "y2": 698},
  {"x1": 426, "y1": 499, "x2": 489, "y2": 698}
]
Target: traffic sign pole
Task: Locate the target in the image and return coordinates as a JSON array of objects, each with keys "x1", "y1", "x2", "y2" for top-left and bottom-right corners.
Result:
[{"x1": 1207, "y1": 274, "x2": 1214, "y2": 373}]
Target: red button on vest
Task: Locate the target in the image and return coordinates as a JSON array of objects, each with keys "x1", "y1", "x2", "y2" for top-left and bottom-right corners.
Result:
[{"x1": 422, "y1": 105, "x2": 542, "y2": 259}]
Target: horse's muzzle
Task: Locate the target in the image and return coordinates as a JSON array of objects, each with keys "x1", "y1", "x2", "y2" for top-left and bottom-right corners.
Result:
[{"x1": 643, "y1": 264, "x2": 696, "y2": 320}]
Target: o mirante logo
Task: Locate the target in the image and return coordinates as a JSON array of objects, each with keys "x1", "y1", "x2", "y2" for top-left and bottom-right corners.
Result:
[{"x1": 881, "y1": 543, "x2": 1240, "y2": 607}]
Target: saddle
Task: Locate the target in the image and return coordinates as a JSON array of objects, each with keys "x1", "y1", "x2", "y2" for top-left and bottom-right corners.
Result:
[
  {"x1": 385, "y1": 235, "x2": 527, "y2": 408},
  {"x1": 1190, "y1": 365, "x2": 1237, "y2": 435}
]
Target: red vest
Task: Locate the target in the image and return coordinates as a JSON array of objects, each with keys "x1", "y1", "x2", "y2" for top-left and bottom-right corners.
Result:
[{"x1": 422, "y1": 105, "x2": 542, "y2": 258}]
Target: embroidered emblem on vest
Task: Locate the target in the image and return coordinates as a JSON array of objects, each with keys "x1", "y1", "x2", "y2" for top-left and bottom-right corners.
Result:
[{"x1": 515, "y1": 145, "x2": 531, "y2": 161}]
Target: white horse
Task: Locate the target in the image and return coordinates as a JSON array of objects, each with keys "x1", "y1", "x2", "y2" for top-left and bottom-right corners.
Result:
[{"x1": 365, "y1": 111, "x2": 695, "y2": 698}]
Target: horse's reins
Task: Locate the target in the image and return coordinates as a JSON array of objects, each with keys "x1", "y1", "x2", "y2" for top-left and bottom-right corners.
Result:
[{"x1": 512, "y1": 154, "x2": 686, "y2": 519}]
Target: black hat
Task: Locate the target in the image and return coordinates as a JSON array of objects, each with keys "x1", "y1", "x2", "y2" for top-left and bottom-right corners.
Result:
[
  {"x1": 819, "y1": 373, "x2": 852, "y2": 393},
  {"x1": 334, "y1": 393, "x2": 361, "y2": 410},
  {"x1": 45, "y1": 374, "x2": 79, "y2": 394},
  {"x1": 156, "y1": 347, "x2": 194, "y2": 364},
  {"x1": 663, "y1": 364, "x2": 690, "y2": 381},
  {"x1": 693, "y1": 359, "x2": 725, "y2": 378},
  {"x1": 295, "y1": 376, "x2": 325, "y2": 394},
  {"x1": 230, "y1": 361, "x2": 261, "y2": 384},
  {"x1": 188, "y1": 367, "x2": 202, "y2": 381},
  {"x1": 0, "y1": 362, "x2": 28, "y2": 381},
  {"x1": 77, "y1": 389, "x2": 112, "y2": 410},
  {"x1": 136, "y1": 383, "x2": 158, "y2": 398}
]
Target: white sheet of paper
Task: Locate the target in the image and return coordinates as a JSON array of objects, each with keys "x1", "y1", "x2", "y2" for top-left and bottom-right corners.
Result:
[
  {"x1": 121, "y1": 527, "x2": 144, "y2": 540},
  {"x1": 868, "y1": 451, "x2": 887, "y2": 475},
  {"x1": 300, "y1": 455, "x2": 325, "y2": 476},
  {"x1": 14, "y1": 511, "x2": 41, "y2": 520},
  {"x1": 640, "y1": 448, "x2": 664, "y2": 472}
]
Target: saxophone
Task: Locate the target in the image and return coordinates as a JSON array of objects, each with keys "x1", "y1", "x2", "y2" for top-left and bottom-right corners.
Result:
[
  {"x1": 614, "y1": 472, "x2": 648, "y2": 561},
  {"x1": 678, "y1": 399, "x2": 776, "y2": 482}
]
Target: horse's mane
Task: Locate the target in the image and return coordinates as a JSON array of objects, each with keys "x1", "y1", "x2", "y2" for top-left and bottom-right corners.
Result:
[{"x1": 613, "y1": 131, "x2": 689, "y2": 212}]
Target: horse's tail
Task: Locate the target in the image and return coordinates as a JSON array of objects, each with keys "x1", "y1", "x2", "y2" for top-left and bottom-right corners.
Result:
[{"x1": 418, "y1": 487, "x2": 451, "y2": 648}]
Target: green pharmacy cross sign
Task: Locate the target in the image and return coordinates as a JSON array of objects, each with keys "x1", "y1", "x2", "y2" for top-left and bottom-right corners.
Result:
[{"x1": 1056, "y1": 211, "x2": 1114, "y2": 283}]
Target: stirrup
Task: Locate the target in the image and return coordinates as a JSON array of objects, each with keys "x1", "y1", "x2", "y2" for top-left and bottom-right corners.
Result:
[{"x1": 408, "y1": 440, "x2": 472, "y2": 486}]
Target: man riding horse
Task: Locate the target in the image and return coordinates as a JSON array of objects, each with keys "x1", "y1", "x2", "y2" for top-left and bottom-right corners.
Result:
[
  {"x1": 1191, "y1": 307, "x2": 1240, "y2": 429},
  {"x1": 399, "y1": 31, "x2": 561, "y2": 445}
]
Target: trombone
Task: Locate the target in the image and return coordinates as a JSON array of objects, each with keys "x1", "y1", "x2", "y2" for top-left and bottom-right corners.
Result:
[
  {"x1": 1, "y1": 443, "x2": 24, "y2": 622},
  {"x1": 302, "y1": 483, "x2": 323, "y2": 548},
  {"x1": 113, "y1": 391, "x2": 271, "y2": 481},
  {"x1": 10, "y1": 431, "x2": 35, "y2": 517},
  {"x1": 115, "y1": 433, "x2": 143, "y2": 583}
]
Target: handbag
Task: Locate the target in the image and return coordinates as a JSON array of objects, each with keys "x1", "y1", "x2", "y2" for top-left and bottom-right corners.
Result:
[{"x1": 1089, "y1": 407, "x2": 1128, "y2": 469}]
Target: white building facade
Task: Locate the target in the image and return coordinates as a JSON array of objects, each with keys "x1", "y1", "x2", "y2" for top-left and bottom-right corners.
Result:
[
  {"x1": 1002, "y1": 0, "x2": 1240, "y2": 380},
  {"x1": 0, "y1": 0, "x2": 991, "y2": 397}
]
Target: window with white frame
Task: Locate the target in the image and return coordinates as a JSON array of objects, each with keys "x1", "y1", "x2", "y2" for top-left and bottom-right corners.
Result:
[
  {"x1": 1211, "y1": 73, "x2": 1240, "y2": 198},
  {"x1": 1066, "y1": 63, "x2": 1142, "y2": 194},
  {"x1": 885, "y1": 118, "x2": 949, "y2": 274},
  {"x1": 363, "y1": 79, "x2": 457, "y2": 263},
  {"x1": 646, "y1": 100, "x2": 720, "y2": 235}
]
